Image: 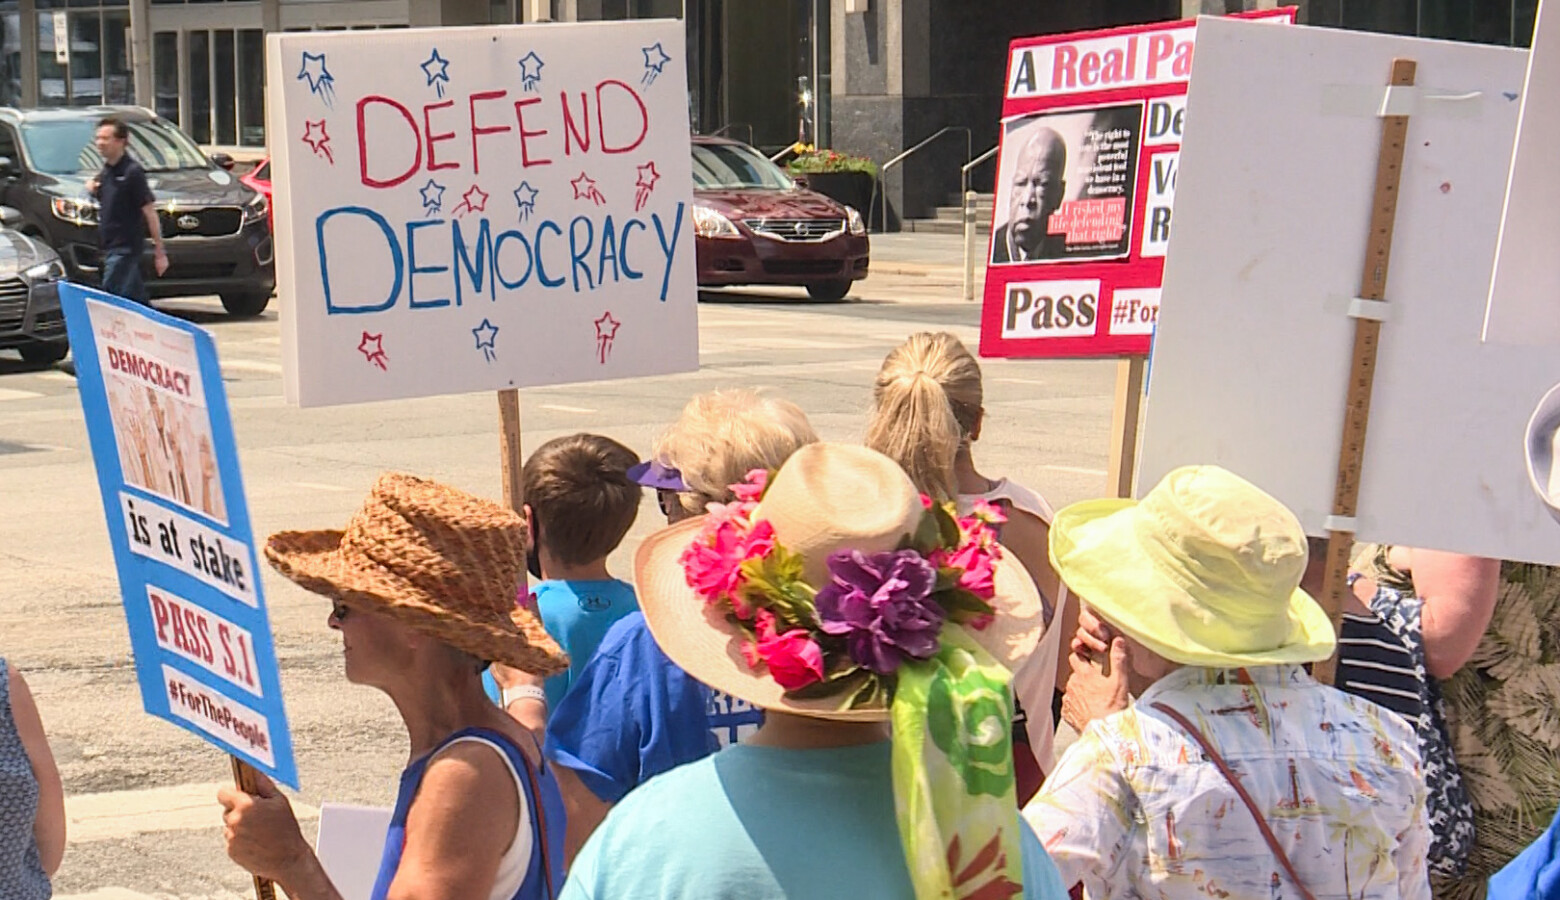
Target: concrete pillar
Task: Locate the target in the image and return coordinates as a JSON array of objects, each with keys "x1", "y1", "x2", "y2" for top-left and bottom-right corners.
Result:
[
  {"x1": 262, "y1": 0, "x2": 281, "y2": 33},
  {"x1": 130, "y1": 0, "x2": 153, "y2": 108},
  {"x1": 19, "y1": 0, "x2": 37, "y2": 107}
]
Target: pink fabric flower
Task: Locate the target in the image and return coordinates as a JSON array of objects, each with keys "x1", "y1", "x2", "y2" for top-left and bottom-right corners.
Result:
[
  {"x1": 943, "y1": 542, "x2": 998, "y2": 600},
  {"x1": 679, "y1": 516, "x2": 777, "y2": 617},
  {"x1": 751, "y1": 609, "x2": 825, "y2": 690},
  {"x1": 731, "y1": 468, "x2": 770, "y2": 502}
]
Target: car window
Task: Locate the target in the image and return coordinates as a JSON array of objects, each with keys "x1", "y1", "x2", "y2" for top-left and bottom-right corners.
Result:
[
  {"x1": 20, "y1": 117, "x2": 211, "y2": 175},
  {"x1": 0, "y1": 127, "x2": 19, "y2": 163},
  {"x1": 252, "y1": 161, "x2": 269, "y2": 182},
  {"x1": 691, "y1": 143, "x2": 794, "y2": 191}
]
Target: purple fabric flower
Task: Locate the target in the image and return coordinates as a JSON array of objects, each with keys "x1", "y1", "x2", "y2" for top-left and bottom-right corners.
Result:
[{"x1": 814, "y1": 549, "x2": 945, "y2": 674}]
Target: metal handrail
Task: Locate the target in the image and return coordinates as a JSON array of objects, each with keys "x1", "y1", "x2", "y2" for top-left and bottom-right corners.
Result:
[
  {"x1": 961, "y1": 144, "x2": 1000, "y2": 301},
  {"x1": 710, "y1": 122, "x2": 754, "y2": 146},
  {"x1": 770, "y1": 143, "x2": 801, "y2": 164},
  {"x1": 871, "y1": 126, "x2": 971, "y2": 232},
  {"x1": 960, "y1": 144, "x2": 998, "y2": 200}
]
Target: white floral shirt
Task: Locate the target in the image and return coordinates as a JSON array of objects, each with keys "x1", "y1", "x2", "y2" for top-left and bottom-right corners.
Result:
[{"x1": 1024, "y1": 665, "x2": 1430, "y2": 899}]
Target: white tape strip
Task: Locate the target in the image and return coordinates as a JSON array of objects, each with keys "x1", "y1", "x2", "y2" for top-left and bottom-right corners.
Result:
[
  {"x1": 1320, "y1": 84, "x2": 1485, "y2": 119},
  {"x1": 1347, "y1": 297, "x2": 1393, "y2": 321},
  {"x1": 1324, "y1": 515, "x2": 1358, "y2": 533},
  {"x1": 1378, "y1": 84, "x2": 1417, "y2": 117}
]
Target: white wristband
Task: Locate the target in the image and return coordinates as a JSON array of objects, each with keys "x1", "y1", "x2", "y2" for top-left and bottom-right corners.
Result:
[{"x1": 501, "y1": 684, "x2": 547, "y2": 707}]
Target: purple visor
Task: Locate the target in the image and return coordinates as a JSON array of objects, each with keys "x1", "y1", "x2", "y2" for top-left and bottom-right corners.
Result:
[{"x1": 627, "y1": 459, "x2": 687, "y2": 491}]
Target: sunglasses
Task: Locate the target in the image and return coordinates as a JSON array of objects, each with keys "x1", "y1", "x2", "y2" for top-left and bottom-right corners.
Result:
[
  {"x1": 656, "y1": 489, "x2": 681, "y2": 518},
  {"x1": 330, "y1": 602, "x2": 350, "y2": 622}
]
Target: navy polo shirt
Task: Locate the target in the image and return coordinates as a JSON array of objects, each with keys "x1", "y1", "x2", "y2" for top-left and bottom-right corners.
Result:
[{"x1": 97, "y1": 154, "x2": 155, "y2": 252}]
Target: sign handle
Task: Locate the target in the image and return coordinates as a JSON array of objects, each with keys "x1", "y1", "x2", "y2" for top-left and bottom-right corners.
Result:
[
  {"x1": 498, "y1": 388, "x2": 525, "y2": 514},
  {"x1": 1313, "y1": 58, "x2": 1417, "y2": 686},
  {"x1": 1106, "y1": 356, "x2": 1147, "y2": 500},
  {"x1": 229, "y1": 756, "x2": 278, "y2": 900}
]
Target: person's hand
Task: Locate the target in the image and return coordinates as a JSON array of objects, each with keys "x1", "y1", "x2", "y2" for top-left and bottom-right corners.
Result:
[
  {"x1": 86, "y1": 177, "x2": 99, "y2": 195},
  {"x1": 199, "y1": 434, "x2": 216, "y2": 481},
  {"x1": 1070, "y1": 605, "x2": 1113, "y2": 662},
  {"x1": 1061, "y1": 638, "x2": 1131, "y2": 732},
  {"x1": 217, "y1": 771, "x2": 312, "y2": 884},
  {"x1": 153, "y1": 247, "x2": 169, "y2": 276}
]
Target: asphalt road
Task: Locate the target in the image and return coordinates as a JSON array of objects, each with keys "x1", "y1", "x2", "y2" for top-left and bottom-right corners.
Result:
[{"x1": 0, "y1": 258, "x2": 1117, "y2": 899}]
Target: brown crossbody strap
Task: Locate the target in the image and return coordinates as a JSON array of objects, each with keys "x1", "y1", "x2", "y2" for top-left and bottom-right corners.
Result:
[{"x1": 1150, "y1": 702, "x2": 1319, "y2": 900}]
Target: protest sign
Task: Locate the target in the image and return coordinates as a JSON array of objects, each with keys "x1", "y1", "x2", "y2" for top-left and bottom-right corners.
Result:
[
  {"x1": 267, "y1": 21, "x2": 698, "y2": 408},
  {"x1": 1135, "y1": 17, "x2": 1560, "y2": 565},
  {"x1": 61, "y1": 283, "x2": 297, "y2": 787},
  {"x1": 1485, "y1": 0, "x2": 1560, "y2": 346},
  {"x1": 979, "y1": 10, "x2": 1292, "y2": 360}
]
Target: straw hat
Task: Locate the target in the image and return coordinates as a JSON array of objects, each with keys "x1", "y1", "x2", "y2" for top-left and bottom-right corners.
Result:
[
  {"x1": 634, "y1": 443, "x2": 1044, "y2": 721},
  {"x1": 1048, "y1": 465, "x2": 1335, "y2": 668},
  {"x1": 265, "y1": 472, "x2": 566, "y2": 675}
]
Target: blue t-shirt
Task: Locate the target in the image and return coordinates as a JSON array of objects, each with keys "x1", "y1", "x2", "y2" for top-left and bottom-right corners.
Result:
[
  {"x1": 559, "y1": 741, "x2": 1068, "y2": 900},
  {"x1": 545, "y1": 612, "x2": 763, "y2": 803},
  {"x1": 533, "y1": 578, "x2": 639, "y2": 708}
]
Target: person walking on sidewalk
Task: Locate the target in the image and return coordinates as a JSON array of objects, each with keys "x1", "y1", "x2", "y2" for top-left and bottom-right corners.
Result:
[{"x1": 88, "y1": 117, "x2": 168, "y2": 303}]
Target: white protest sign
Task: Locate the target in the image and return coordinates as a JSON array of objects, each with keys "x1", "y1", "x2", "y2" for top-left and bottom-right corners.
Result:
[
  {"x1": 1137, "y1": 17, "x2": 1560, "y2": 565},
  {"x1": 1485, "y1": 1, "x2": 1560, "y2": 346},
  {"x1": 267, "y1": 22, "x2": 699, "y2": 408}
]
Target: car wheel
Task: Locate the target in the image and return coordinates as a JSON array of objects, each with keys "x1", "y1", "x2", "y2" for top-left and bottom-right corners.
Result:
[
  {"x1": 18, "y1": 341, "x2": 68, "y2": 366},
  {"x1": 806, "y1": 280, "x2": 852, "y2": 302},
  {"x1": 220, "y1": 291, "x2": 272, "y2": 318}
]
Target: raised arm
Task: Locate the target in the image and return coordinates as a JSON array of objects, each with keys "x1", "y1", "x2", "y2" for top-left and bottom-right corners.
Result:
[{"x1": 1405, "y1": 550, "x2": 1499, "y2": 679}]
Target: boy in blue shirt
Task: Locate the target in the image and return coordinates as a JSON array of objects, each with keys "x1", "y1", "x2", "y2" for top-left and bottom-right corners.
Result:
[{"x1": 521, "y1": 433, "x2": 642, "y2": 708}]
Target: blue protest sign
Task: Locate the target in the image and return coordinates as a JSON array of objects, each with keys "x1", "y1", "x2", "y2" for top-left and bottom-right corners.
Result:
[{"x1": 60, "y1": 283, "x2": 297, "y2": 787}]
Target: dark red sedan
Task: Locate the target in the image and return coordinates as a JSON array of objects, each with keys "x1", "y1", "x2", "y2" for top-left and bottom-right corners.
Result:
[{"x1": 691, "y1": 136, "x2": 870, "y2": 301}]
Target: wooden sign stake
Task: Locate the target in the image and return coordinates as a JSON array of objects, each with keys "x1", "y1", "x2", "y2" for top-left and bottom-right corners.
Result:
[
  {"x1": 1106, "y1": 356, "x2": 1148, "y2": 500},
  {"x1": 498, "y1": 388, "x2": 525, "y2": 514},
  {"x1": 230, "y1": 756, "x2": 278, "y2": 900},
  {"x1": 1313, "y1": 58, "x2": 1417, "y2": 686}
]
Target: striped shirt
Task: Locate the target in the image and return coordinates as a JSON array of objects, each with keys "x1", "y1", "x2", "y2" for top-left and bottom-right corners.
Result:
[{"x1": 1336, "y1": 611, "x2": 1424, "y2": 721}]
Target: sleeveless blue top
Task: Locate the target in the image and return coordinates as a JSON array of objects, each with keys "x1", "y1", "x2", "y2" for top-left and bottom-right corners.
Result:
[
  {"x1": 371, "y1": 726, "x2": 565, "y2": 900},
  {"x1": 0, "y1": 659, "x2": 50, "y2": 900}
]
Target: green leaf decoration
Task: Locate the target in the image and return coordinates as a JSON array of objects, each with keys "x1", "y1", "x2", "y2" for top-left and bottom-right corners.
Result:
[
  {"x1": 935, "y1": 585, "x2": 998, "y2": 625},
  {"x1": 737, "y1": 544, "x2": 819, "y2": 628}
]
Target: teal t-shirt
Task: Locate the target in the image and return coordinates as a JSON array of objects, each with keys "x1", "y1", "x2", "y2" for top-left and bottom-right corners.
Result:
[
  {"x1": 559, "y1": 741, "x2": 1068, "y2": 900},
  {"x1": 536, "y1": 578, "x2": 639, "y2": 708}
]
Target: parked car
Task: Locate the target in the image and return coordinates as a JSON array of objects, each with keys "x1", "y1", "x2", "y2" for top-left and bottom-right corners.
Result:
[
  {"x1": 238, "y1": 157, "x2": 272, "y2": 230},
  {"x1": 0, "y1": 206, "x2": 68, "y2": 365},
  {"x1": 0, "y1": 106, "x2": 274, "y2": 318},
  {"x1": 691, "y1": 135, "x2": 869, "y2": 301}
]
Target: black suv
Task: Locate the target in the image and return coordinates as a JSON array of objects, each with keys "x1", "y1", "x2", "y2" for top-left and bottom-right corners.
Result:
[{"x1": 0, "y1": 106, "x2": 274, "y2": 317}]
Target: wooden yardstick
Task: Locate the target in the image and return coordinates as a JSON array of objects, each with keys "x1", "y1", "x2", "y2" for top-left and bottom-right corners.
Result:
[{"x1": 1312, "y1": 58, "x2": 1417, "y2": 687}]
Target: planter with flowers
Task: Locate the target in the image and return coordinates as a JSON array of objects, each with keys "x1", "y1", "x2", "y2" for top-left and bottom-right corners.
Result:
[{"x1": 786, "y1": 146, "x2": 879, "y2": 220}]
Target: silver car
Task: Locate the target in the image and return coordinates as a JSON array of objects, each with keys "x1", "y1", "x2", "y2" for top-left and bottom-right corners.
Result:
[{"x1": 0, "y1": 206, "x2": 67, "y2": 365}]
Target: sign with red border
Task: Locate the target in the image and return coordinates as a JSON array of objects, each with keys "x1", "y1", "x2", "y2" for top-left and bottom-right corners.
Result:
[{"x1": 979, "y1": 10, "x2": 1294, "y2": 360}]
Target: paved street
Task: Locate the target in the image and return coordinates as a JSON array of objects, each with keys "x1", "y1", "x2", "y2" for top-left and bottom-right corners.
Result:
[{"x1": 0, "y1": 240, "x2": 1118, "y2": 898}]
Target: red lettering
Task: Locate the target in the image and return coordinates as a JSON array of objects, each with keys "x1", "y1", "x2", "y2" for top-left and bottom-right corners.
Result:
[
  {"x1": 514, "y1": 97, "x2": 553, "y2": 168},
  {"x1": 195, "y1": 616, "x2": 214, "y2": 665},
  {"x1": 1079, "y1": 51, "x2": 1100, "y2": 86},
  {"x1": 424, "y1": 100, "x2": 459, "y2": 171},
  {"x1": 1146, "y1": 33, "x2": 1174, "y2": 79},
  {"x1": 596, "y1": 80, "x2": 648, "y2": 154},
  {"x1": 469, "y1": 90, "x2": 511, "y2": 176},
  {"x1": 1051, "y1": 44, "x2": 1078, "y2": 90},
  {"x1": 562, "y1": 91, "x2": 591, "y2": 156},
  {"x1": 218, "y1": 624, "x2": 237, "y2": 678},
  {"x1": 357, "y1": 96, "x2": 422, "y2": 189},
  {"x1": 168, "y1": 601, "x2": 190, "y2": 655},
  {"x1": 150, "y1": 592, "x2": 170, "y2": 642},
  {"x1": 238, "y1": 634, "x2": 255, "y2": 688}
]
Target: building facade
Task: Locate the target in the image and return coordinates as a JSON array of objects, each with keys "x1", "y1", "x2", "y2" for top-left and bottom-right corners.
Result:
[{"x1": 0, "y1": 0, "x2": 1537, "y2": 216}]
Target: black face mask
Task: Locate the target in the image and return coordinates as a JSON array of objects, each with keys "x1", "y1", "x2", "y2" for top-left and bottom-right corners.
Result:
[{"x1": 526, "y1": 515, "x2": 543, "y2": 580}]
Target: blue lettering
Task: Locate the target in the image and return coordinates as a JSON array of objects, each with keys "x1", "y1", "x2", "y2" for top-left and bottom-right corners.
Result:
[
  {"x1": 453, "y1": 218, "x2": 495, "y2": 306},
  {"x1": 493, "y1": 229, "x2": 533, "y2": 290},
  {"x1": 319, "y1": 207, "x2": 402, "y2": 314},
  {"x1": 569, "y1": 216, "x2": 595, "y2": 292},
  {"x1": 406, "y1": 219, "x2": 449, "y2": 310},
  {"x1": 535, "y1": 220, "x2": 565, "y2": 288},
  {"x1": 596, "y1": 215, "x2": 620, "y2": 286},
  {"x1": 620, "y1": 219, "x2": 645, "y2": 281},
  {"x1": 652, "y1": 202, "x2": 685, "y2": 302}
]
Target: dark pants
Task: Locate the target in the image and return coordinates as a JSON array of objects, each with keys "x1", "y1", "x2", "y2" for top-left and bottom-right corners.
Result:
[{"x1": 101, "y1": 248, "x2": 146, "y2": 303}]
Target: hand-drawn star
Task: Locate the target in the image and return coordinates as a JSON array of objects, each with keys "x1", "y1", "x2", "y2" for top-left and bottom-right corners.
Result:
[
  {"x1": 634, "y1": 161, "x2": 660, "y2": 212},
  {"x1": 302, "y1": 120, "x2": 334, "y2": 164},
  {"x1": 298, "y1": 52, "x2": 335, "y2": 107},
  {"x1": 462, "y1": 184, "x2": 488, "y2": 213},
  {"x1": 513, "y1": 182, "x2": 539, "y2": 220},
  {"x1": 641, "y1": 43, "x2": 672, "y2": 86},
  {"x1": 594, "y1": 311, "x2": 621, "y2": 364},
  {"x1": 419, "y1": 179, "x2": 446, "y2": 214},
  {"x1": 518, "y1": 52, "x2": 545, "y2": 91},
  {"x1": 421, "y1": 49, "x2": 451, "y2": 97},
  {"x1": 358, "y1": 332, "x2": 388, "y2": 370},
  {"x1": 473, "y1": 319, "x2": 500, "y2": 362},
  {"x1": 571, "y1": 172, "x2": 605, "y2": 205}
]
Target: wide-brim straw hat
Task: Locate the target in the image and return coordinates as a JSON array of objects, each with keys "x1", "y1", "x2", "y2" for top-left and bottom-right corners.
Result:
[
  {"x1": 265, "y1": 472, "x2": 566, "y2": 676},
  {"x1": 1048, "y1": 465, "x2": 1335, "y2": 669},
  {"x1": 635, "y1": 443, "x2": 1044, "y2": 722}
]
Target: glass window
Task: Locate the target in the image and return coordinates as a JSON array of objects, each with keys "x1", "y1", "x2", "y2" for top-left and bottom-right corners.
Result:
[
  {"x1": 690, "y1": 141, "x2": 793, "y2": 190},
  {"x1": 213, "y1": 29, "x2": 235, "y2": 144},
  {"x1": 68, "y1": 11, "x2": 101, "y2": 106},
  {"x1": 102, "y1": 9, "x2": 130, "y2": 104},
  {"x1": 0, "y1": 4, "x2": 23, "y2": 109},
  {"x1": 20, "y1": 115, "x2": 209, "y2": 175},
  {"x1": 238, "y1": 29, "x2": 263, "y2": 147},
  {"x1": 153, "y1": 31, "x2": 178, "y2": 123},
  {"x1": 187, "y1": 29, "x2": 210, "y2": 143},
  {"x1": 0, "y1": 126, "x2": 20, "y2": 163},
  {"x1": 37, "y1": 13, "x2": 65, "y2": 105}
]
